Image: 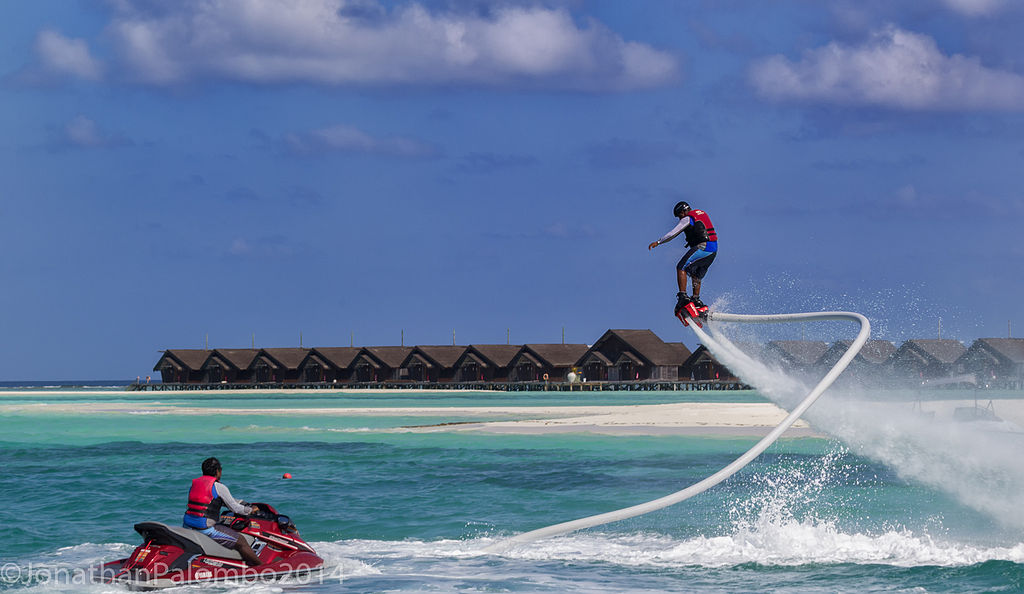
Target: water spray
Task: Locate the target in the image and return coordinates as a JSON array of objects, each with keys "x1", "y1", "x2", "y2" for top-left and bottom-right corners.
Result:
[{"x1": 484, "y1": 311, "x2": 870, "y2": 553}]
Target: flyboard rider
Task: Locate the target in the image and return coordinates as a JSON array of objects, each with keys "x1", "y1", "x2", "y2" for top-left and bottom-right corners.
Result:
[
  {"x1": 183, "y1": 457, "x2": 263, "y2": 566},
  {"x1": 648, "y1": 201, "x2": 718, "y2": 317}
]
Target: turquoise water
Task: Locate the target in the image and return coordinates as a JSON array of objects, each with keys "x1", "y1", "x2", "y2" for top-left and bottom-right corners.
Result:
[
  {"x1": 0, "y1": 388, "x2": 768, "y2": 407},
  {"x1": 2, "y1": 389, "x2": 1023, "y2": 592}
]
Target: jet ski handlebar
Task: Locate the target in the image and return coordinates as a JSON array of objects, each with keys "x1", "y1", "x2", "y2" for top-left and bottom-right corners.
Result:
[{"x1": 220, "y1": 502, "x2": 298, "y2": 533}]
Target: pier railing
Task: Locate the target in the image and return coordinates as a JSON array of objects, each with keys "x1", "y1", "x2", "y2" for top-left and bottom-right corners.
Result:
[{"x1": 129, "y1": 379, "x2": 751, "y2": 392}]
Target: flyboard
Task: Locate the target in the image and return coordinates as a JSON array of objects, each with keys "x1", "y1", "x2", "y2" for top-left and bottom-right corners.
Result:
[
  {"x1": 484, "y1": 306, "x2": 870, "y2": 554},
  {"x1": 676, "y1": 299, "x2": 710, "y2": 328}
]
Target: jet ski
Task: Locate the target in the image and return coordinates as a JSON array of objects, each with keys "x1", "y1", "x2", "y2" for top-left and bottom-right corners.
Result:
[{"x1": 92, "y1": 503, "x2": 323, "y2": 589}]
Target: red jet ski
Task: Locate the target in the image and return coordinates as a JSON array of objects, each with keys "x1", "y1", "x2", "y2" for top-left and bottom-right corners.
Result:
[{"x1": 93, "y1": 503, "x2": 323, "y2": 589}]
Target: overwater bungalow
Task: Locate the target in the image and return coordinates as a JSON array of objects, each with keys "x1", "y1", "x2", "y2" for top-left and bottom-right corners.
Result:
[
  {"x1": 956, "y1": 338, "x2": 1024, "y2": 386},
  {"x1": 153, "y1": 349, "x2": 210, "y2": 384},
  {"x1": 252, "y1": 348, "x2": 309, "y2": 383},
  {"x1": 352, "y1": 346, "x2": 413, "y2": 382},
  {"x1": 764, "y1": 341, "x2": 829, "y2": 373},
  {"x1": 509, "y1": 344, "x2": 589, "y2": 382},
  {"x1": 301, "y1": 347, "x2": 361, "y2": 383},
  {"x1": 577, "y1": 330, "x2": 690, "y2": 382},
  {"x1": 452, "y1": 345, "x2": 521, "y2": 382},
  {"x1": 400, "y1": 345, "x2": 467, "y2": 383},
  {"x1": 889, "y1": 339, "x2": 966, "y2": 381},
  {"x1": 816, "y1": 339, "x2": 896, "y2": 382},
  {"x1": 147, "y1": 331, "x2": 1023, "y2": 392},
  {"x1": 682, "y1": 345, "x2": 740, "y2": 381},
  {"x1": 202, "y1": 349, "x2": 258, "y2": 383}
]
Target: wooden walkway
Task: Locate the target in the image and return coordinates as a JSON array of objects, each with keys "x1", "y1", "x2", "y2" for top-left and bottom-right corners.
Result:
[{"x1": 130, "y1": 379, "x2": 751, "y2": 392}]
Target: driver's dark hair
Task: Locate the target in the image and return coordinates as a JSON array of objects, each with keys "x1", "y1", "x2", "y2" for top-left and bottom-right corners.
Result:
[{"x1": 201, "y1": 457, "x2": 221, "y2": 476}]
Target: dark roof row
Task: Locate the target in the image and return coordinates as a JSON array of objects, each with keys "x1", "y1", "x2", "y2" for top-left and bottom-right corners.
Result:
[
  {"x1": 687, "y1": 337, "x2": 1024, "y2": 378},
  {"x1": 155, "y1": 329, "x2": 692, "y2": 377},
  {"x1": 156, "y1": 332, "x2": 1024, "y2": 381}
]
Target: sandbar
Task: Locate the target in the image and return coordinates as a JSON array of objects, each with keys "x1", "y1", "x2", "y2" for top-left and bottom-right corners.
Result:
[
  {"x1": 0, "y1": 401, "x2": 818, "y2": 437},
  {"x1": 4, "y1": 397, "x2": 1023, "y2": 436}
]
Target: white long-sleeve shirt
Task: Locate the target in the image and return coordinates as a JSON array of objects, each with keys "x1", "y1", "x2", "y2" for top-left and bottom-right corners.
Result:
[
  {"x1": 654, "y1": 218, "x2": 691, "y2": 246},
  {"x1": 212, "y1": 481, "x2": 252, "y2": 516},
  {"x1": 187, "y1": 481, "x2": 254, "y2": 529}
]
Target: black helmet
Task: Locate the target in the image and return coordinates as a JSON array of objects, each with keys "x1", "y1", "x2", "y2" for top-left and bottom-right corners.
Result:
[{"x1": 673, "y1": 201, "x2": 691, "y2": 217}]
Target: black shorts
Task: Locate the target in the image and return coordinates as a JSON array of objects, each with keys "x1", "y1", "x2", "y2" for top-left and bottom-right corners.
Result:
[{"x1": 676, "y1": 246, "x2": 717, "y2": 280}]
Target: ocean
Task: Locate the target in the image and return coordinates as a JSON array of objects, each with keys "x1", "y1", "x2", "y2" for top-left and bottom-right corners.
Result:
[{"x1": 2, "y1": 386, "x2": 1024, "y2": 593}]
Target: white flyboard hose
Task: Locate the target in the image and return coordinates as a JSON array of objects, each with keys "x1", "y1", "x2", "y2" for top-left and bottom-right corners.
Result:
[{"x1": 484, "y1": 311, "x2": 870, "y2": 553}]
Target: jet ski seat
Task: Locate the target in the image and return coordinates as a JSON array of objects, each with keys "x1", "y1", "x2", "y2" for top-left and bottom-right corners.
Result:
[{"x1": 134, "y1": 522, "x2": 254, "y2": 561}]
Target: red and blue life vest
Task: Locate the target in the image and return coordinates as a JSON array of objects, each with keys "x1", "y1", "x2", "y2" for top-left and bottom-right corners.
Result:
[
  {"x1": 185, "y1": 475, "x2": 223, "y2": 521},
  {"x1": 683, "y1": 209, "x2": 717, "y2": 246}
]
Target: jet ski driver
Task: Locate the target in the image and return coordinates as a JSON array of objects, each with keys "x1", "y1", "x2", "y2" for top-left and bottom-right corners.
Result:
[{"x1": 183, "y1": 457, "x2": 263, "y2": 566}]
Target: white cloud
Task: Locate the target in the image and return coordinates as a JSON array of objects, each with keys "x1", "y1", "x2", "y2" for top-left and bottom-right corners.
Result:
[
  {"x1": 284, "y1": 124, "x2": 438, "y2": 157},
  {"x1": 895, "y1": 184, "x2": 920, "y2": 207},
  {"x1": 749, "y1": 25, "x2": 1024, "y2": 111},
  {"x1": 65, "y1": 116, "x2": 105, "y2": 147},
  {"x1": 58, "y1": 116, "x2": 130, "y2": 149},
  {"x1": 227, "y1": 235, "x2": 304, "y2": 257},
  {"x1": 102, "y1": 0, "x2": 679, "y2": 91},
  {"x1": 941, "y1": 0, "x2": 1005, "y2": 16},
  {"x1": 229, "y1": 238, "x2": 252, "y2": 255},
  {"x1": 34, "y1": 29, "x2": 103, "y2": 80}
]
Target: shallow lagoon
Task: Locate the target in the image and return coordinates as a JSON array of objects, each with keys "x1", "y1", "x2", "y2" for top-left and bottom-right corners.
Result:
[{"x1": 2, "y1": 389, "x2": 1023, "y2": 592}]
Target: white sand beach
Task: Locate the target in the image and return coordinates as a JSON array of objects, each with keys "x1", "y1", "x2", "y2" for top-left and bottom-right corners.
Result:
[
  {"x1": 0, "y1": 399, "x2": 815, "y2": 436},
  {"x1": 4, "y1": 393, "x2": 1021, "y2": 437}
]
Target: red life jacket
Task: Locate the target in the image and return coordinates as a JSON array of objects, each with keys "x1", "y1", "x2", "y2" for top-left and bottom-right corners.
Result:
[
  {"x1": 682, "y1": 209, "x2": 716, "y2": 247},
  {"x1": 688, "y1": 209, "x2": 717, "y2": 242},
  {"x1": 185, "y1": 475, "x2": 222, "y2": 521}
]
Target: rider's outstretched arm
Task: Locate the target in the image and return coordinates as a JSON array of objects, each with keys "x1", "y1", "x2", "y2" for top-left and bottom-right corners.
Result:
[{"x1": 649, "y1": 218, "x2": 690, "y2": 249}]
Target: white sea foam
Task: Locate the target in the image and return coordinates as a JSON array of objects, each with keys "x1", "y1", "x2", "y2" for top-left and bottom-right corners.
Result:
[
  {"x1": 24, "y1": 527, "x2": 1024, "y2": 573},
  {"x1": 487, "y1": 445, "x2": 1024, "y2": 568},
  {"x1": 12, "y1": 521, "x2": 1024, "y2": 594},
  {"x1": 498, "y1": 530, "x2": 1024, "y2": 568},
  {"x1": 702, "y1": 312, "x2": 1024, "y2": 530},
  {"x1": 312, "y1": 523, "x2": 1024, "y2": 569},
  {"x1": 217, "y1": 423, "x2": 406, "y2": 434}
]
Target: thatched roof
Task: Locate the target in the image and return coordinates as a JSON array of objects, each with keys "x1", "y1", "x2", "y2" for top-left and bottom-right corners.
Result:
[
  {"x1": 665, "y1": 342, "x2": 692, "y2": 363},
  {"x1": 258, "y1": 348, "x2": 310, "y2": 370},
  {"x1": 593, "y1": 329, "x2": 687, "y2": 366},
  {"x1": 904, "y1": 339, "x2": 966, "y2": 364},
  {"x1": 155, "y1": 349, "x2": 209, "y2": 371},
  {"x1": 466, "y1": 345, "x2": 521, "y2": 367},
  {"x1": 766, "y1": 341, "x2": 829, "y2": 366},
  {"x1": 683, "y1": 345, "x2": 714, "y2": 367},
  {"x1": 974, "y1": 338, "x2": 1024, "y2": 364},
  {"x1": 578, "y1": 350, "x2": 612, "y2": 366},
  {"x1": 361, "y1": 346, "x2": 413, "y2": 368},
  {"x1": 857, "y1": 340, "x2": 897, "y2": 363},
  {"x1": 819, "y1": 339, "x2": 896, "y2": 366},
  {"x1": 511, "y1": 349, "x2": 543, "y2": 367},
  {"x1": 406, "y1": 345, "x2": 467, "y2": 368},
  {"x1": 731, "y1": 341, "x2": 766, "y2": 361},
  {"x1": 521, "y1": 344, "x2": 589, "y2": 367},
  {"x1": 310, "y1": 347, "x2": 362, "y2": 369},
  {"x1": 209, "y1": 349, "x2": 258, "y2": 370},
  {"x1": 616, "y1": 350, "x2": 644, "y2": 365}
]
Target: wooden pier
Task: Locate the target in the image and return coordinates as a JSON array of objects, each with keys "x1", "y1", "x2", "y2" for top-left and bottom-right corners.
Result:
[{"x1": 130, "y1": 379, "x2": 751, "y2": 392}]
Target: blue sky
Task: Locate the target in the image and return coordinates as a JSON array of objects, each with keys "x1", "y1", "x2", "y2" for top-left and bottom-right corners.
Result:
[{"x1": 2, "y1": 0, "x2": 1023, "y2": 380}]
